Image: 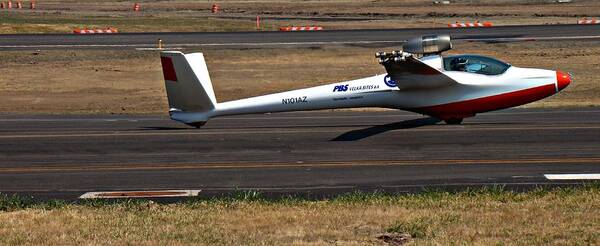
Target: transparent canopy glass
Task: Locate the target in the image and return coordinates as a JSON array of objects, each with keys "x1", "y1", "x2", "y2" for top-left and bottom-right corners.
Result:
[{"x1": 443, "y1": 55, "x2": 511, "y2": 75}]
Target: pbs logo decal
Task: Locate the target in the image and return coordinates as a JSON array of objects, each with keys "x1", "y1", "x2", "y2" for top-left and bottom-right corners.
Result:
[{"x1": 383, "y1": 75, "x2": 397, "y2": 87}]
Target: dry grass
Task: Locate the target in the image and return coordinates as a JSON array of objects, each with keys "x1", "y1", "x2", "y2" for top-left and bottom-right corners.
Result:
[
  {"x1": 0, "y1": 40, "x2": 598, "y2": 114},
  {"x1": 0, "y1": 12, "x2": 264, "y2": 34},
  {"x1": 0, "y1": 187, "x2": 598, "y2": 245},
  {"x1": 1, "y1": 0, "x2": 599, "y2": 33}
]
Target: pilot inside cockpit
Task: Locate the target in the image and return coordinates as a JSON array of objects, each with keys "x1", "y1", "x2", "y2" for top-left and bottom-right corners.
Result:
[
  {"x1": 443, "y1": 55, "x2": 511, "y2": 75},
  {"x1": 449, "y1": 57, "x2": 469, "y2": 72}
]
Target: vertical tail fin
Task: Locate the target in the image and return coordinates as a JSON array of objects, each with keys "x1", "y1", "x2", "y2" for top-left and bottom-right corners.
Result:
[{"x1": 160, "y1": 51, "x2": 217, "y2": 113}]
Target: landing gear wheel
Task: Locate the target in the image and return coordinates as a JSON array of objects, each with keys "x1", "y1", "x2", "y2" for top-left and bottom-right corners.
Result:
[
  {"x1": 186, "y1": 122, "x2": 207, "y2": 128},
  {"x1": 444, "y1": 118, "x2": 463, "y2": 125}
]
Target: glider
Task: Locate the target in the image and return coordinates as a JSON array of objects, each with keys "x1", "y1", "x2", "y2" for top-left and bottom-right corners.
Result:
[{"x1": 160, "y1": 35, "x2": 571, "y2": 127}]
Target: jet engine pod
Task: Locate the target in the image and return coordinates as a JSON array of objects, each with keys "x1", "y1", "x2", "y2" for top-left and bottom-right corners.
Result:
[{"x1": 402, "y1": 34, "x2": 452, "y2": 55}]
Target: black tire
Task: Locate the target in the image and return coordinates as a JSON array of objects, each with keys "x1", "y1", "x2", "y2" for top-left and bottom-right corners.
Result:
[
  {"x1": 186, "y1": 121, "x2": 207, "y2": 128},
  {"x1": 444, "y1": 118, "x2": 463, "y2": 125}
]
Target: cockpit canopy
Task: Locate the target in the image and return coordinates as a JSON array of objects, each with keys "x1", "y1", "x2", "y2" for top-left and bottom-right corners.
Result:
[{"x1": 443, "y1": 55, "x2": 511, "y2": 75}]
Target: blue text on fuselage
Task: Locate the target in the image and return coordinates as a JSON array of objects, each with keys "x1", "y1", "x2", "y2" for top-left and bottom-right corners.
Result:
[{"x1": 333, "y1": 84, "x2": 349, "y2": 92}]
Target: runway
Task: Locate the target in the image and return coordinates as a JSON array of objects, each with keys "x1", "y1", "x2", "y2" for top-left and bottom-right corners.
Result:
[
  {"x1": 1, "y1": 24, "x2": 600, "y2": 50},
  {"x1": 0, "y1": 108, "x2": 599, "y2": 200}
]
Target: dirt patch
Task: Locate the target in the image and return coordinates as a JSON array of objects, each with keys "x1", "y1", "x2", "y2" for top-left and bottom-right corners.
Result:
[
  {"x1": 377, "y1": 233, "x2": 412, "y2": 245},
  {"x1": 0, "y1": 40, "x2": 598, "y2": 114},
  {"x1": 1, "y1": 0, "x2": 599, "y2": 33}
]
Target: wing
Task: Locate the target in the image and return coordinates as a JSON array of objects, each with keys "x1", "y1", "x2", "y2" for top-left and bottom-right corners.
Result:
[{"x1": 380, "y1": 55, "x2": 459, "y2": 90}]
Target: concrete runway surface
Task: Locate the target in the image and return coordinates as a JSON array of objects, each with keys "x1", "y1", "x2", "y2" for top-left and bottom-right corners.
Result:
[
  {"x1": 0, "y1": 108, "x2": 599, "y2": 200},
  {"x1": 1, "y1": 24, "x2": 600, "y2": 50}
]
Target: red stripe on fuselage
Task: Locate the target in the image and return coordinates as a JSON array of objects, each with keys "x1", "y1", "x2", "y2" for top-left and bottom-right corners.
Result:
[
  {"x1": 160, "y1": 57, "x2": 178, "y2": 82},
  {"x1": 410, "y1": 84, "x2": 556, "y2": 120}
]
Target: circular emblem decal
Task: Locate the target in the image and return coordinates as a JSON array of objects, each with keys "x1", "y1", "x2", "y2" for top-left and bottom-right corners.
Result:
[{"x1": 384, "y1": 75, "x2": 397, "y2": 87}]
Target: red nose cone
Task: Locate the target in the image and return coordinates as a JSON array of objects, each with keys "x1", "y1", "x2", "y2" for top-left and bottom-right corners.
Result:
[{"x1": 556, "y1": 71, "x2": 571, "y2": 91}]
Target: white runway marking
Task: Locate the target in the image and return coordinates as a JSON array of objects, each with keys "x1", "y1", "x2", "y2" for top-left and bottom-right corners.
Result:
[
  {"x1": 544, "y1": 174, "x2": 600, "y2": 180},
  {"x1": 0, "y1": 40, "x2": 403, "y2": 49},
  {"x1": 136, "y1": 47, "x2": 183, "y2": 51},
  {"x1": 461, "y1": 35, "x2": 600, "y2": 42}
]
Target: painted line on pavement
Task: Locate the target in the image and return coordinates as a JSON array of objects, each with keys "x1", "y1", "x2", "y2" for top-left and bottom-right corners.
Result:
[
  {"x1": 461, "y1": 35, "x2": 600, "y2": 42},
  {"x1": 0, "y1": 125, "x2": 598, "y2": 139},
  {"x1": 2, "y1": 157, "x2": 600, "y2": 174},
  {"x1": 544, "y1": 174, "x2": 600, "y2": 180},
  {"x1": 0, "y1": 40, "x2": 403, "y2": 49}
]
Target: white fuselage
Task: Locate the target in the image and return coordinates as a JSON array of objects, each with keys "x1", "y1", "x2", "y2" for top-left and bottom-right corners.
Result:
[{"x1": 170, "y1": 55, "x2": 564, "y2": 124}]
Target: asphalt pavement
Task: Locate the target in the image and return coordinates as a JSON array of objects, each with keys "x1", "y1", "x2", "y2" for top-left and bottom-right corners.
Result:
[
  {"x1": 1, "y1": 24, "x2": 600, "y2": 50},
  {"x1": 0, "y1": 108, "x2": 598, "y2": 200}
]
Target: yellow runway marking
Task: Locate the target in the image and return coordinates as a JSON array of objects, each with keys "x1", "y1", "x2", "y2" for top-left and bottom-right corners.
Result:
[
  {"x1": 1, "y1": 157, "x2": 599, "y2": 174},
  {"x1": 0, "y1": 125, "x2": 599, "y2": 139}
]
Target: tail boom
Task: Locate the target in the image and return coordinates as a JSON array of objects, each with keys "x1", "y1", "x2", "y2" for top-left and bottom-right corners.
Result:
[
  {"x1": 214, "y1": 76, "x2": 394, "y2": 116},
  {"x1": 161, "y1": 51, "x2": 396, "y2": 126}
]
